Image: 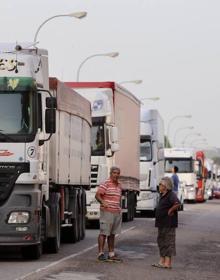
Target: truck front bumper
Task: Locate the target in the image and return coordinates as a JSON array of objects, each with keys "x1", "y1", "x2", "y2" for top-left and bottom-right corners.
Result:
[{"x1": 0, "y1": 184, "x2": 42, "y2": 246}]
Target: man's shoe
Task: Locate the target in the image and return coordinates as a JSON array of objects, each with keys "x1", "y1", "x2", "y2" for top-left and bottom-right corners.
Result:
[
  {"x1": 107, "y1": 255, "x2": 122, "y2": 263},
  {"x1": 97, "y1": 253, "x2": 107, "y2": 262}
]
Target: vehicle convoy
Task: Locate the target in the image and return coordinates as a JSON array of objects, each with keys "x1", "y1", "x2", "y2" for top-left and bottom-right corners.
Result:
[
  {"x1": 195, "y1": 150, "x2": 207, "y2": 202},
  {"x1": 164, "y1": 148, "x2": 197, "y2": 203},
  {"x1": 0, "y1": 44, "x2": 91, "y2": 259},
  {"x1": 65, "y1": 82, "x2": 141, "y2": 222},
  {"x1": 136, "y1": 109, "x2": 164, "y2": 215}
]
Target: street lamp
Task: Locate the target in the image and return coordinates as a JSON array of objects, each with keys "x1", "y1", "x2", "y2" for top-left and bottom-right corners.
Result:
[
  {"x1": 33, "y1": 12, "x2": 87, "y2": 43},
  {"x1": 173, "y1": 126, "x2": 194, "y2": 147},
  {"x1": 119, "y1": 80, "x2": 143, "y2": 85},
  {"x1": 140, "y1": 97, "x2": 160, "y2": 102},
  {"x1": 76, "y1": 52, "x2": 119, "y2": 81},
  {"x1": 182, "y1": 132, "x2": 201, "y2": 147},
  {"x1": 140, "y1": 97, "x2": 160, "y2": 105},
  {"x1": 166, "y1": 115, "x2": 192, "y2": 147}
]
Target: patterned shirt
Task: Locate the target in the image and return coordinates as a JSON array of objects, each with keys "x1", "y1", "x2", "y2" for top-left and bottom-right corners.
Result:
[{"x1": 97, "y1": 178, "x2": 122, "y2": 213}]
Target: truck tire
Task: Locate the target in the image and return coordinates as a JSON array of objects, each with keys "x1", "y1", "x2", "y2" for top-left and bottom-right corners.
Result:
[
  {"x1": 63, "y1": 195, "x2": 80, "y2": 243},
  {"x1": 22, "y1": 244, "x2": 42, "y2": 260},
  {"x1": 44, "y1": 203, "x2": 61, "y2": 253},
  {"x1": 80, "y1": 189, "x2": 86, "y2": 240}
]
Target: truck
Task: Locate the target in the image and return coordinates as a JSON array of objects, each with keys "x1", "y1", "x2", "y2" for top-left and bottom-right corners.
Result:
[
  {"x1": 164, "y1": 148, "x2": 197, "y2": 203},
  {"x1": 204, "y1": 158, "x2": 214, "y2": 200},
  {"x1": 0, "y1": 44, "x2": 91, "y2": 259},
  {"x1": 136, "y1": 109, "x2": 164, "y2": 215},
  {"x1": 65, "y1": 82, "x2": 141, "y2": 223}
]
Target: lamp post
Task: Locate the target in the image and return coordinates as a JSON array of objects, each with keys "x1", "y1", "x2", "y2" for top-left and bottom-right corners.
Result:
[
  {"x1": 173, "y1": 126, "x2": 194, "y2": 147},
  {"x1": 119, "y1": 80, "x2": 143, "y2": 85},
  {"x1": 166, "y1": 115, "x2": 192, "y2": 148},
  {"x1": 76, "y1": 52, "x2": 119, "y2": 81},
  {"x1": 182, "y1": 132, "x2": 201, "y2": 147},
  {"x1": 33, "y1": 12, "x2": 87, "y2": 44}
]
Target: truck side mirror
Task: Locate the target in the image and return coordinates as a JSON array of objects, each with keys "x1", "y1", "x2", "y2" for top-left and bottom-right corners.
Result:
[
  {"x1": 45, "y1": 108, "x2": 56, "y2": 133},
  {"x1": 152, "y1": 141, "x2": 158, "y2": 163},
  {"x1": 110, "y1": 126, "x2": 118, "y2": 143},
  {"x1": 111, "y1": 143, "x2": 120, "y2": 152},
  {"x1": 109, "y1": 126, "x2": 120, "y2": 152},
  {"x1": 46, "y1": 97, "x2": 57, "y2": 108}
]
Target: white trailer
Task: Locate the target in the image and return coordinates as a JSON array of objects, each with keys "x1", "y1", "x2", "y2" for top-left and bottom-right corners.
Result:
[
  {"x1": 136, "y1": 109, "x2": 164, "y2": 215},
  {"x1": 66, "y1": 82, "x2": 141, "y2": 222},
  {"x1": 164, "y1": 148, "x2": 197, "y2": 202},
  {"x1": 0, "y1": 44, "x2": 91, "y2": 259}
]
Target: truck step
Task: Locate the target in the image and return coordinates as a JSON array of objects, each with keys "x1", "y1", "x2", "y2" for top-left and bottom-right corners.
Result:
[
  {"x1": 64, "y1": 211, "x2": 72, "y2": 216},
  {"x1": 61, "y1": 224, "x2": 73, "y2": 227}
]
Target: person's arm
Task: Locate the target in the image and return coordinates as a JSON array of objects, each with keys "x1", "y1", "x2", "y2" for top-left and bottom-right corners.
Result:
[
  {"x1": 168, "y1": 203, "x2": 181, "y2": 216},
  {"x1": 95, "y1": 190, "x2": 109, "y2": 208},
  {"x1": 168, "y1": 192, "x2": 181, "y2": 216}
]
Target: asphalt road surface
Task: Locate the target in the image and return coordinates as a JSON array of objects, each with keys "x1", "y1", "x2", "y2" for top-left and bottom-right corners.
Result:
[{"x1": 0, "y1": 199, "x2": 219, "y2": 280}]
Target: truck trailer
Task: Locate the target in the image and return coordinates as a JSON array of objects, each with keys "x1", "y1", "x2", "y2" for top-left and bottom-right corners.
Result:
[
  {"x1": 136, "y1": 109, "x2": 164, "y2": 215},
  {"x1": 65, "y1": 82, "x2": 141, "y2": 222},
  {"x1": 0, "y1": 44, "x2": 91, "y2": 259}
]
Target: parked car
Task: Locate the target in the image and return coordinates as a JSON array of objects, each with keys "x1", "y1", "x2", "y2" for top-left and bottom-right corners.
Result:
[{"x1": 213, "y1": 182, "x2": 220, "y2": 198}]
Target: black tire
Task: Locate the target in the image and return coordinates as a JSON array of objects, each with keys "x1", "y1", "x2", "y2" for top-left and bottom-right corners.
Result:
[
  {"x1": 63, "y1": 196, "x2": 79, "y2": 243},
  {"x1": 44, "y1": 203, "x2": 61, "y2": 253},
  {"x1": 80, "y1": 190, "x2": 86, "y2": 240},
  {"x1": 22, "y1": 244, "x2": 42, "y2": 260}
]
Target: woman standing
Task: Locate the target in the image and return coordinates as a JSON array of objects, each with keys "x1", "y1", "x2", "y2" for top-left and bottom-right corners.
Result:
[{"x1": 153, "y1": 176, "x2": 181, "y2": 269}]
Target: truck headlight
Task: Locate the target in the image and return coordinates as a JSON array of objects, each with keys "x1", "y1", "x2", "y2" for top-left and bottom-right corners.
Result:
[{"x1": 8, "y1": 212, "x2": 30, "y2": 224}]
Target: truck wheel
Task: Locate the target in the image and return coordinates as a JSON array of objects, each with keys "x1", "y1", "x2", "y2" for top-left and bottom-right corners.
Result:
[
  {"x1": 45, "y1": 203, "x2": 61, "y2": 253},
  {"x1": 22, "y1": 244, "x2": 42, "y2": 260},
  {"x1": 80, "y1": 190, "x2": 86, "y2": 240},
  {"x1": 63, "y1": 196, "x2": 79, "y2": 243}
]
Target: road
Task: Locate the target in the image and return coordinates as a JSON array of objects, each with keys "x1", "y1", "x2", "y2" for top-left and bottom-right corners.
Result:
[{"x1": 0, "y1": 200, "x2": 219, "y2": 280}]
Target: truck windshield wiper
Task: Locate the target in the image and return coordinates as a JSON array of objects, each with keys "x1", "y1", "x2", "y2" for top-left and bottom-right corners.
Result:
[{"x1": 0, "y1": 130, "x2": 14, "y2": 141}]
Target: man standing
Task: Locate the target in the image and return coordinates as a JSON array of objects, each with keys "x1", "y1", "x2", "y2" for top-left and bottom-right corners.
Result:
[
  {"x1": 171, "y1": 166, "x2": 179, "y2": 195},
  {"x1": 95, "y1": 166, "x2": 122, "y2": 262}
]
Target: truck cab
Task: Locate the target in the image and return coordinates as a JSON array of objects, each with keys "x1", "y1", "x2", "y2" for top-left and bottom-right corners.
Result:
[
  {"x1": 136, "y1": 109, "x2": 164, "y2": 215},
  {"x1": 164, "y1": 148, "x2": 197, "y2": 202}
]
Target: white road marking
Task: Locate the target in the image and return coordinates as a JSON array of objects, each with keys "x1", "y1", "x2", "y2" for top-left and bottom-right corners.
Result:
[{"x1": 15, "y1": 226, "x2": 136, "y2": 280}]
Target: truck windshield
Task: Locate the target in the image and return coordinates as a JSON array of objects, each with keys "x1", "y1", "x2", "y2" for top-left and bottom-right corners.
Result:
[
  {"x1": 165, "y1": 158, "x2": 193, "y2": 173},
  {"x1": 0, "y1": 91, "x2": 33, "y2": 136},
  {"x1": 140, "y1": 138, "x2": 152, "y2": 161},
  {"x1": 91, "y1": 123, "x2": 105, "y2": 156}
]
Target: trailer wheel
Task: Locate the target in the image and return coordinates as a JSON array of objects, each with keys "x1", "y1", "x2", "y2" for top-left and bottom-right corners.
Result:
[
  {"x1": 63, "y1": 195, "x2": 79, "y2": 243},
  {"x1": 80, "y1": 189, "x2": 86, "y2": 240},
  {"x1": 22, "y1": 244, "x2": 42, "y2": 260}
]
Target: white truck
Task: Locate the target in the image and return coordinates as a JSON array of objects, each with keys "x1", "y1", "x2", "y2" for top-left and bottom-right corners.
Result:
[
  {"x1": 164, "y1": 148, "x2": 197, "y2": 203},
  {"x1": 66, "y1": 82, "x2": 141, "y2": 222},
  {"x1": 204, "y1": 158, "x2": 214, "y2": 199},
  {"x1": 136, "y1": 109, "x2": 164, "y2": 215},
  {"x1": 0, "y1": 44, "x2": 91, "y2": 259}
]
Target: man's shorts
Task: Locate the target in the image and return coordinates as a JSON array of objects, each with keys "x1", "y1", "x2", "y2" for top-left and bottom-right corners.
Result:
[{"x1": 99, "y1": 210, "x2": 122, "y2": 236}]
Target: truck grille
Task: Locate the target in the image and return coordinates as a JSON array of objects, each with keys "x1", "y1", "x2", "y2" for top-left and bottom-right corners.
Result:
[
  {"x1": 0, "y1": 162, "x2": 29, "y2": 206},
  {"x1": 90, "y1": 165, "x2": 98, "y2": 187}
]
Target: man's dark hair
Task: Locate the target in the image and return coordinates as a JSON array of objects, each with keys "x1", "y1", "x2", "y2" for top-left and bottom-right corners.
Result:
[{"x1": 174, "y1": 166, "x2": 178, "y2": 173}]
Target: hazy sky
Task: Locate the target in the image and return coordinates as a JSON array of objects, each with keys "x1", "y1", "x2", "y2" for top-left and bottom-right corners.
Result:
[{"x1": 1, "y1": 0, "x2": 220, "y2": 150}]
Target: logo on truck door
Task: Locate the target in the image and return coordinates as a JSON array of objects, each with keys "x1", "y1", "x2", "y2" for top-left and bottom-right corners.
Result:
[
  {"x1": 0, "y1": 59, "x2": 24, "y2": 72},
  {"x1": 0, "y1": 150, "x2": 14, "y2": 156}
]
